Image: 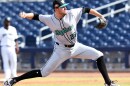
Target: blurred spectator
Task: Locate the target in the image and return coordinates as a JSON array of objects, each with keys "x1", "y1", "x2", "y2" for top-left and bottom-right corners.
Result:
[{"x1": 0, "y1": 17, "x2": 19, "y2": 81}]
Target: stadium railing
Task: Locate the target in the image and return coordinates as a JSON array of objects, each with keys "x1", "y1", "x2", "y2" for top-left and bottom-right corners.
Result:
[{"x1": 39, "y1": 0, "x2": 130, "y2": 41}]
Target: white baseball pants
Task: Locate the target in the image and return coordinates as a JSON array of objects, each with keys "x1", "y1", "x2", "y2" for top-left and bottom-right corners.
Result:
[
  {"x1": 1, "y1": 46, "x2": 17, "y2": 80},
  {"x1": 40, "y1": 42, "x2": 103, "y2": 77}
]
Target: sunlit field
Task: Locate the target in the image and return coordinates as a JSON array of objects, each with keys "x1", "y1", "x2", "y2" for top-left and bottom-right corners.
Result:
[{"x1": 0, "y1": 72, "x2": 130, "y2": 86}]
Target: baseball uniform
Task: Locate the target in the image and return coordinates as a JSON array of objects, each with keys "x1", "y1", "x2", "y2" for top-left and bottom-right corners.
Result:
[
  {"x1": 38, "y1": 7, "x2": 103, "y2": 76},
  {"x1": 4, "y1": 0, "x2": 118, "y2": 86},
  {"x1": 0, "y1": 25, "x2": 18, "y2": 80}
]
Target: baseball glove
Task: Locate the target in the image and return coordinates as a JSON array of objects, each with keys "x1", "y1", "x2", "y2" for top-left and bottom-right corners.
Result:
[{"x1": 95, "y1": 17, "x2": 108, "y2": 29}]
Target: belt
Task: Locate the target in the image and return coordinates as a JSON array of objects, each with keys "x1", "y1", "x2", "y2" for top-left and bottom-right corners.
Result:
[{"x1": 56, "y1": 42, "x2": 75, "y2": 48}]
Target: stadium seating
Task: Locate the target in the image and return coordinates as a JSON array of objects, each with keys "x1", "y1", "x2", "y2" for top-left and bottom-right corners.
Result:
[{"x1": 0, "y1": 0, "x2": 129, "y2": 48}]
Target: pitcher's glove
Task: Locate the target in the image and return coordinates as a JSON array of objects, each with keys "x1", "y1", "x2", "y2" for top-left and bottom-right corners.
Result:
[{"x1": 95, "y1": 17, "x2": 108, "y2": 29}]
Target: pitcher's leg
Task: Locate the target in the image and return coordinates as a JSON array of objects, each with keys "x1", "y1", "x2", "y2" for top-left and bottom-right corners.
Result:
[
  {"x1": 40, "y1": 51, "x2": 69, "y2": 77},
  {"x1": 9, "y1": 49, "x2": 70, "y2": 85},
  {"x1": 74, "y1": 43, "x2": 103, "y2": 60},
  {"x1": 96, "y1": 56, "x2": 111, "y2": 85},
  {"x1": 74, "y1": 43, "x2": 111, "y2": 85}
]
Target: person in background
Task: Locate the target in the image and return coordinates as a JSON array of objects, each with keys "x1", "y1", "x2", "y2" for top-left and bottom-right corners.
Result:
[{"x1": 0, "y1": 17, "x2": 19, "y2": 81}]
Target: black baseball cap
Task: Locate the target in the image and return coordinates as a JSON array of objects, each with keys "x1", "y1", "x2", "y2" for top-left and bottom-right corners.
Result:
[
  {"x1": 53, "y1": 0, "x2": 69, "y2": 8},
  {"x1": 4, "y1": 17, "x2": 11, "y2": 22}
]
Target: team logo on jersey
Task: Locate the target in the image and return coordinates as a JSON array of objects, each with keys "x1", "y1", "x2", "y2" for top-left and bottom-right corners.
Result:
[{"x1": 55, "y1": 25, "x2": 74, "y2": 36}]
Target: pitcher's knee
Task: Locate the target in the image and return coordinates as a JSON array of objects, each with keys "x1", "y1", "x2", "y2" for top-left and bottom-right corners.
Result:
[
  {"x1": 98, "y1": 51, "x2": 104, "y2": 57},
  {"x1": 94, "y1": 51, "x2": 104, "y2": 60},
  {"x1": 40, "y1": 69, "x2": 51, "y2": 77}
]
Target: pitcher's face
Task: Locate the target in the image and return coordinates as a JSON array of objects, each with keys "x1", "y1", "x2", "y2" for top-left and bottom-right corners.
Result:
[
  {"x1": 55, "y1": 4, "x2": 67, "y2": 15},
  {"x1": 58, "y1": 6, "x2": 67, "y2": 15}
]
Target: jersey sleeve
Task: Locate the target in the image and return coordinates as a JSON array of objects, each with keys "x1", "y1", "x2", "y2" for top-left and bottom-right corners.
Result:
[
  {"x1": 39, "y1": 14, "x2": 51, "y2": 25},
  {"x1": 70, "y1": 8, "x2": 83, "y2": 24}
]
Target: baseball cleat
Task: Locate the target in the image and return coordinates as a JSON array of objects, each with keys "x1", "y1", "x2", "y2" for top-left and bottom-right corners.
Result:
[
  {"x1": 105, "y1": 81, "x2": 120, "y2": 86},
  {"x1": 3, "y1": 78, "x2": 14, "y2": 86}
]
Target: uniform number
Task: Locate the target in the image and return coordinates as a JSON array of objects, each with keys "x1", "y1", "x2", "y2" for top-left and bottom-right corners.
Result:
[{"x1": 70, "y1": 32, "x2": 76, "y2": 40}]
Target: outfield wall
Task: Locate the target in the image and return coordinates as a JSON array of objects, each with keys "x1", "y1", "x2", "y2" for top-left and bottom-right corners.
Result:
[{"x1": 0, "y1": 47, "x2": 130, "y2": 72}]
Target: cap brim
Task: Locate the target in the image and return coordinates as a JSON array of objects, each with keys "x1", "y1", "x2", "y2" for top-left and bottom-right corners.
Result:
[
  {"x1": 5, "y1": 17, "x2": 11, "y2": 22},
  {"x1": 59, "y1": 3, "x2": 69, "y2": 8}
]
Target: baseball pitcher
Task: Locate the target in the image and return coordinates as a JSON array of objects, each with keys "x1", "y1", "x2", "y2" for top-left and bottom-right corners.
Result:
[{"x1": 4, "y1": 0, "x2": 119, "y2": 86}]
